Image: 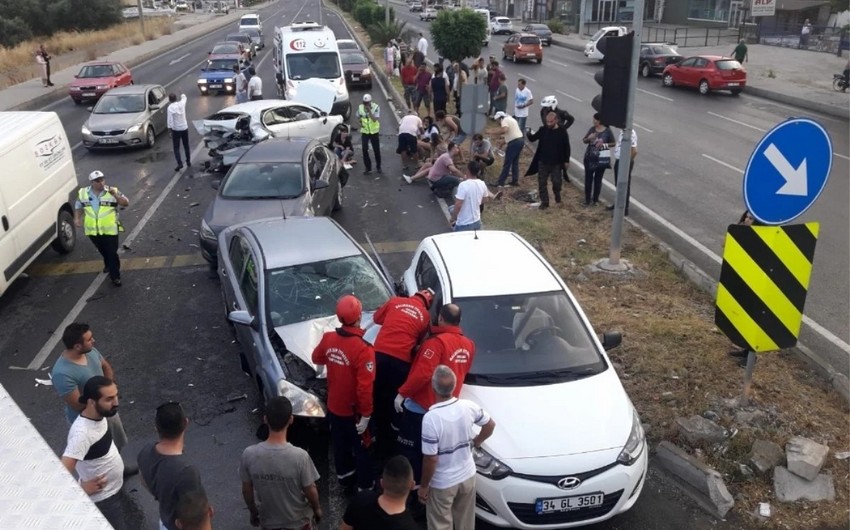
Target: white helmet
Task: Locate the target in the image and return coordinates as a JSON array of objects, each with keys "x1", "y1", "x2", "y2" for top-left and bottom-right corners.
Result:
[
  {"x1": 88, "y1": 170, "x2": 105, "y2": 181},
  {"x1": 363, "y1": 94, "x2": 372, "y2": 103},
  {"x1": 541, "y1": 95, "x2": 558, "y2": 109}
]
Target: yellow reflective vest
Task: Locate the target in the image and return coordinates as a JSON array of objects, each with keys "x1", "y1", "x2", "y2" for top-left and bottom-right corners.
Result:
[
  {"x1": 78, "y1": 187, "x2": 120, "y2": 236},
  {"x1": 357, "y1": 103, "x2": 380, "y2": 135}
]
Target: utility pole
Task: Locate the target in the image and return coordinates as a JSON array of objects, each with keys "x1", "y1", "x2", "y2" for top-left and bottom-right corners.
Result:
[
  {"x1": 606, "y1": 0, "x2": 643, "y2": 268},
  {"x1": 137, "y1": 0, "x2": 145, "y2": 36},
  {"x1": 386, "y1": 0, "x2": 391, "y2": 25}
]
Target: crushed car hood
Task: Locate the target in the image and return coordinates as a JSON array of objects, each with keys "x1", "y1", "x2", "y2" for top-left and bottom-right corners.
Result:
[
  {"x1": 290, "y1": 79, "x2": 336, "y2": 114},
  {"x1": 274, "y1": 313, "x2": 377, "y2": 370}
]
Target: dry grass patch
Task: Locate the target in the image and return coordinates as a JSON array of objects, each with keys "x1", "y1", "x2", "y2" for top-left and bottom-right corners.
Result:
[
  {"x1": 340, "y1": 7, "x2": 850, "y2": 525},
  {"x1": 0, "y1": 17, "x2": 174, "y2": 88}
]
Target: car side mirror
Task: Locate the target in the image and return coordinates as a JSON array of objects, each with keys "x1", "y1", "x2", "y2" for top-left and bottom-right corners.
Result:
[
  {"x1": 74, "y1": 74, "x2": 79, "y2": 78},
  {"x1": 228, "y1": 310, "x2": 257, "y2": 330},
  {"x1": 311, "y1": 180, "x2": 329, "y2": 191},
  {"x1": 211, "y1": 179, "x2": 221, "y2": 190},
  {"x1": 601, "y1": 331, "x2": 622, "y2": 351}
]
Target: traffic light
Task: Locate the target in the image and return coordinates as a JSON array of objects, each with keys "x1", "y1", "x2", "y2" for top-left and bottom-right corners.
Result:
[{"x1": 591, "y1": 33, "x2": 634, "y2": 129}]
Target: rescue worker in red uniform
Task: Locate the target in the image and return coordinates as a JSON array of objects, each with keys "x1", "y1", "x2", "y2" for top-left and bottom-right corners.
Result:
[
  {"x1": 311, "y1": 295, "x2": 376, "y2": 492},
  {"x1": 394, "y1": 303, "x2": 475, "y2": 487},
  {"x1": 371, "y1": 289, "x2": 434, "y2": 457}
]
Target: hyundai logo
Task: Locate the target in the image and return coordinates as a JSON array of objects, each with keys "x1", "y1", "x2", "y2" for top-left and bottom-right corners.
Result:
[{"x1": 557, "y1": 477, "x2": 581, "y2": 490}]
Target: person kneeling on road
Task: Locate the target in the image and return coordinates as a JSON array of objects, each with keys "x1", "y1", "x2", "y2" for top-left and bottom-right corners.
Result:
[{"x1": 425, "y1": 142, "x2": 464, "y2": 199}]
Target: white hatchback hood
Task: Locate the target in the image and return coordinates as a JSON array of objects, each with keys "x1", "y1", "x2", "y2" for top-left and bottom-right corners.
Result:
[
  {"x1": 290, "y1": 78, "x2": 336, "y2": 114},
  {"x1": 274, "y1": 312, "x2": 377, "y2": 370},
  {"x1": 461, "y1": 368, "x2": 633, "y2": 461}
]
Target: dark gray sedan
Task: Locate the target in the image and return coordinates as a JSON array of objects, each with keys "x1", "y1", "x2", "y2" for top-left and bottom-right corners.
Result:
[
  {"x1": 218, "y1": 216, "x2": 393, "y2": 417},
  {"x1": 199, "y1": 138, "x2": 345, "y2": 263},
  {"x1": 522, "y1": 23, "x2": 553, "y2": 46}
]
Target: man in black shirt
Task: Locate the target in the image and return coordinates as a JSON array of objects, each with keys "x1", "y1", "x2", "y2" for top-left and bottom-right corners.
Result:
[
  {"x1": 138, "y1": 402, "x2": 206, "y2": 530},
  {"x1": 526, "y1": 111, "x2": 572, "y2": 210},
  {"x1": 340, "y1": 456, "x2": 418, "y2": 530}
]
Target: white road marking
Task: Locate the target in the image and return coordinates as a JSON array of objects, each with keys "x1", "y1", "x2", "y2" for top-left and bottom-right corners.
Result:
[
  {"x1": 25, "y1": 141, "x2": 207, "y2": 370},
  {"x1": 555, "y1": 89, "x2": 582, "y2": 103},
  {"x1": 707, "y1": 111, "x2": 767, "y2": 132},
  {"x1": 582, "y1": 70, "x2": 594, "y2": 76},
  {"x1": 701, "y1": 153, "x2": 744, "y2": 173},
  {"x1": 520, "y1": 74, "x2": 537, "y2": 82},
  {"x1": 636, "y1": 87, "x2": 673, "y2": 102},
  {"x1": 633, "y1": 122, "x2": 653, "y2": 133},
  {"x1": 550, "y1": 59, "x2": 569, "y2": 68},
  {"x1": 168, "y1": 52, "x2": 191, "y2": 65}
]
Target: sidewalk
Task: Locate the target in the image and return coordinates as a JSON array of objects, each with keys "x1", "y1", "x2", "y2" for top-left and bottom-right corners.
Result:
[
  {"x1": 0, "y1": 10, "x2": 247, "y2": 112},
  {"x1": 550, "y1": 32, "x2": 850, "y2": 119}
]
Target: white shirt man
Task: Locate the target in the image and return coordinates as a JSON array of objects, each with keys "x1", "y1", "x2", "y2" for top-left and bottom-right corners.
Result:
[
  {"x1": 614, "y1": 129, "x2": 638, "y2": 160},
  {"x1": 417, "y1": 35, "x2": 428, "y2": 56},
  {"x1": 248, "y1": 73, "x2": 263, "y2": 100},
  {"x1": 398, "y1": 112, "x2": 423, "y2": 168},
  {"x1": 450, "y1": 161, "x2": 499, "y2": 231},
  {"x1": 166, "y1": 94, "x2": 188, "y2": 132},
  {"x1": 513, "y1": 79, "x2": 533, "y2": 131}
]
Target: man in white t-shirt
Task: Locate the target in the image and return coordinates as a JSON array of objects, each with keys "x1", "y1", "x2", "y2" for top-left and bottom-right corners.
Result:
[
  {"x1": 417, "y1": 33, "x2": 428, "y2": 57},
  {"x1": 449, "y1": 161, "x2": 501, "y2": 232},
  {"x1": 61, "y1": 376, "x2": 125, "y2": 529},
  {"x1": 419, "y1": 365, "x2": 496, "y2": 530},
  {"x1": 247, "y1": 66, "x2": 262, "y2": 100},
  {"x1": 513, "y1": 78, "x2": 534, "y2": 132},
  {"x1": 397, "y1": 111, "x2": 423, "y2": 170},
  {"x1": 607, "y1": 129, "x2": 638, "y2": 216}
]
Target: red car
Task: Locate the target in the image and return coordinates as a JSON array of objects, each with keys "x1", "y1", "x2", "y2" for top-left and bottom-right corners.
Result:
[
  {"x1": 662, "y1": 55, "x2": 745, "y2": 95},
  {"x1": 502, "y1": 32, "x2": 543, "y2": 64},
  {"x1": 68, "y1": 61, "x2": 133, "y2": 104}
]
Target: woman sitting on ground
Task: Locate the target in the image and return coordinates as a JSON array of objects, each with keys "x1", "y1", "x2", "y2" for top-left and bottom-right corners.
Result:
[
  {"x1": 404, "y1": 132, "x2": 447, "y2": 184},
  {"x1": 417, "y1": 116, "x2": 440, "y2": 159}
]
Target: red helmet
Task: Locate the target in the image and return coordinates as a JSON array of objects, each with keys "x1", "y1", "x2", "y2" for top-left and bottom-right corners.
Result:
[
  {"x1": 414, "y1": 288, "x2": 435, "y2": 308},
  {"x1": 336, "y1": 295, "x2": 362, "y2": 325}
]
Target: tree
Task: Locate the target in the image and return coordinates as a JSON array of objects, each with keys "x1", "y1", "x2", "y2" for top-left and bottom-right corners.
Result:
[{"x1": 429, "y1": 8, "x2": 486, "y2": 63}]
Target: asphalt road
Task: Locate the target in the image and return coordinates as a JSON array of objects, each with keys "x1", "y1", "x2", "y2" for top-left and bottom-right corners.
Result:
[
  {"x1": 0, "y1": 0, "x2": 771, "y2": 528},
  {"x1": 397, "y1": 5, "x2": 850, "y2": 377}
]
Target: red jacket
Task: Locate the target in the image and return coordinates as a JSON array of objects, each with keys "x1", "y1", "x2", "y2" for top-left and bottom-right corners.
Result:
[
  {"x1": 397, "y1": 325, "x2": 475, "y2": 410},
  {"x1": 372, "y1": 296, "x2": 430, "y2": 363},
  {"x1": 311, "y1": 326, "x2": 375, "y2": 417}
]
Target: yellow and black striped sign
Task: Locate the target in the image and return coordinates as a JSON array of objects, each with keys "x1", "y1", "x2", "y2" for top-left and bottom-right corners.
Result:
[{"x1": 715, "y1": 222, "x2": 819, "y2": 353}]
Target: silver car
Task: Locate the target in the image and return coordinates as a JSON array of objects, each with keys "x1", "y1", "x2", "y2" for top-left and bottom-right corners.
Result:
[
  {"x1": 81, "y1": 84, "x2": 168, "y2": 150},
  {"x1": 218, "y1": 216, "x2": 393, "y2": 417}
]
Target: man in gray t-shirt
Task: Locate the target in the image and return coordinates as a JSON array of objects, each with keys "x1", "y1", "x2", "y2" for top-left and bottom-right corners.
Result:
[{"x1": 240, "y1": 397, "x2": 322, "y2": 529}]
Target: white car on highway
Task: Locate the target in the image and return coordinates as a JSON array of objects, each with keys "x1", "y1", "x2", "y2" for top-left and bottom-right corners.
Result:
[
  {"x1": 398, "y1": 231, "x2": 648, "y2": 529},
  {"x1": 491, "y1": 16, "x2": 513, "y2": 35},
  {"x1": 420, "y1": 7, "x2": 437, "y2": 20}
]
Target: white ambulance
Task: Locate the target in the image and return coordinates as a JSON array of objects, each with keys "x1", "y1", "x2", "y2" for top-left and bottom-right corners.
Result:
[{"x1": 273, "y1": 22, "x2": 351, "y2": 120}]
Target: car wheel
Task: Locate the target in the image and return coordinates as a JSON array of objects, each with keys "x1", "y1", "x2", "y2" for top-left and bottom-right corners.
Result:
[
  {"x1": 72, "y1": 98, "x2": 81, "y2": 105},
  {"x1": 698, "y1": 79, "x2": 711, "y2": 95},
  {"x1": 662, "y1": 73, "x2": 674, "y2": 87},
  {"x1": 502, "y1": 49, "x2": 507, "y2": 60},
  {"x1": 51, "y1": 210, "x2": 76, "y2": 254},
  {"x1": 145, "y1": 126, "x2": 155, "y2": 148},
  {"x1": 730, "y1": 87, "x2": 743, "y2": 96},
  {"x1": 640, "y1": 63, "x2": 651, "y2": 78},
  {"x1": 537, "y1": 56, "x2": 542, "y2": 64},
  {"x1": 342, "y1": 103, "x2": 351, "y2": 121},
  {"x1": 512, "y1": 52, "x2": 517, "y2": 63}
]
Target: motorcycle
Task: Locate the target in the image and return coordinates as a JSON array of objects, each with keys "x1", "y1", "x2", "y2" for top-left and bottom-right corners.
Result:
[{"x1": 833, "y1": 73, "x2": 849, "y2": 92}]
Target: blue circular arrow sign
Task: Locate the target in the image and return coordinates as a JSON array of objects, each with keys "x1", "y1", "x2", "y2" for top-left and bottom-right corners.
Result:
[{"x1": 743, "y1": 118, "x2": 833, "y2": 225}]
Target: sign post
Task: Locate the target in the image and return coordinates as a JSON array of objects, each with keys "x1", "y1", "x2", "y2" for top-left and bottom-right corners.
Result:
[{"x1": 750, "y1": 0, "x2": 776, "y2": 18}]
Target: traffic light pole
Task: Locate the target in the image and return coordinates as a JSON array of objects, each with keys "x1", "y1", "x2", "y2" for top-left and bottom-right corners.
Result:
[{"x1": 607, "y1": 0, "x2": 644, "y2": 267}]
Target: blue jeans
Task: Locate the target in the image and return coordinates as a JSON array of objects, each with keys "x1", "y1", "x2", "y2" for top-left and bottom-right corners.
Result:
[
  {"x1": 515, "y1": 115, "x2": 527, "y2": 131},
  {"x1": 454, "y1": 220, "x2": 481, "y2": 231},
  {"x1": 497, "y1": 138, "x2": 524, "y2": 185},
  {"x1": 430, "y1": 174, "x2": 461, "y2": 194}
]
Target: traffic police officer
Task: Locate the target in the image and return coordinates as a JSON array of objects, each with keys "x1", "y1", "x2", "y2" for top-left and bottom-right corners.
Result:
[
  {"x1": 74, "y1": 170, "x2": 129, "y2": 286},
  {"x1": 394, "y1": 304, "x2": 475, "y2": 487},
  {"x1": 371, "y1": 289, "x2": 434, "y2": 457},
  {"x1": 311, "y1": 295, "x2": 376, "y2": 493},
  {"x1": 357, "y1": 93, "x2": 382, "y2": 174}
]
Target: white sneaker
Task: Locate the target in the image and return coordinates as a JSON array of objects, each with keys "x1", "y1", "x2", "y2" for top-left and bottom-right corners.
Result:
[{"x1": 403, "y1": 174, "x2": 413, "y2": 184}]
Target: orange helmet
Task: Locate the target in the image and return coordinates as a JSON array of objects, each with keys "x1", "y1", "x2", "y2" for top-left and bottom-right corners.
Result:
[
  {"x1": 336, "y1": 295, "x2": 362, "y2": 325},
  {"x1": 414, "y1": 288, "x2": 435, "y2": 308}
]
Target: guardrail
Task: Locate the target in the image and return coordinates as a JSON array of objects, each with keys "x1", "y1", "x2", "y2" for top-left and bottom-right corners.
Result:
[
  {"x1": 582, "y1": 21, "x2": 737, "y2": 47},
  {"x1": 751, "y1": 23, "x2": 850, "y2": 55}
]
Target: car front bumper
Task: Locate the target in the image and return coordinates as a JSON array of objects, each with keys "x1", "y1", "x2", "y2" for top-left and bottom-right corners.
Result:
[
  {"x1": 200, "y1": 234, "x2": 219, "y2": 264},
  {"x1": 475, "y1": 448, "x2": 648, "y2": 529},
  {"x1": 198, "y1": 80, "x2": 235, "y2": 94},
  {"x1": 69, "y1": 88, "x2": 109, "y2": 102},
  {"x1": 81, "y1": 127, "x2": 148, "y2": 149}
]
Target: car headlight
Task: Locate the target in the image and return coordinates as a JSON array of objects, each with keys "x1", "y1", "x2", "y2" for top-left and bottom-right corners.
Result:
[
  {"x1": 473, "y1": 446, "x2": 513, "y2": 480},
  {"x1": 336, "y1": 83, "x2": 347, "y2": 97},
  {"x1": 198, "y1": 78, "x2": 208, "y2": 84},
  {"x1": 225, "y1": 78, "x2": 233, "y2": 83},
  {"x1": 277, "y1": 379, "x2": 325, "y2": 418},
  {"x1": 126, "y1": 124, "x2": 142, "y2": 133},
  {"x1": 96, "y1": 84, "x2": 108, "y2": 90},
  {"x1": 617, "y1": 409, "x2": 646, "y2": 466},
  {"x1": 200, "y1": 219, "x2": 216, "y2": 242},
  {"x1": 362, "y1": 67, "x2": 371, "y2": 76},
  {"x1": 70, "y1": 86, "x2": 81, "y2": 91},
  {"x1": 81, "y1": 124, "x2": 91, "y2": 135}
]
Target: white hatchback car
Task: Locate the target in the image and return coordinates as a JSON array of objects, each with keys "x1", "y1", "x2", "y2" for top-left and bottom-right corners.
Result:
[
  {"x1": 399, "y1": 231, "x2": 647, "y2": 529},
  {"x1": 491, "y1": 16, "x2": 513, "y2": 35}
]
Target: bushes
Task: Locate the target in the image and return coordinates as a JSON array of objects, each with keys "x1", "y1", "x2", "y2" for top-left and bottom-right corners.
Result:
[
  {"x1": 547, "y1": 18, "x2": 565, "y2": 35},
  {"x1": 0, "y1": 0, "x2": 123, "y2": 49},
  {"x1": 352, "y1": 0, "x2": 393, "y2": 28}
]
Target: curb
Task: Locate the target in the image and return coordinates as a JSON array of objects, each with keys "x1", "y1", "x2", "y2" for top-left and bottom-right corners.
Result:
[
  {"x1": 7, "y1": 11, "x2": 249, "y2": 112},
  {"x1": 655, "y1": 441, "x2": 735, "y2": 520}
]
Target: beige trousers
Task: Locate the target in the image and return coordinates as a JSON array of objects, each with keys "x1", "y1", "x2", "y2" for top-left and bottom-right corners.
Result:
[{"x1": 426, "y1": 474, "x2": 476, "y2": 530}]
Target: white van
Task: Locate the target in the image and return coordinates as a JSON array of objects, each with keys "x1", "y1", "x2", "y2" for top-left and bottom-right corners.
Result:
[
  {"x1": 239, "y1": 13, "x2": 262, "y2": 36},
  {"x1": 584, "y1": 26, "x2": 628, "y2": 61},
  {"x1": 0, "y1": 112, "x2": 78, "y2": 297},
  {"x1": 273, "y1": 22, "x2": 351, "y2": 120},
  {"x1": 474, "y1": 8, "x2": 491, "y2": 46}
]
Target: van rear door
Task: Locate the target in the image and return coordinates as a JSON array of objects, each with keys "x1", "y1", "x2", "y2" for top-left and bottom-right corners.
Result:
[{"x1": 0, "y1": 191, "x2": 17, "y2": 295}]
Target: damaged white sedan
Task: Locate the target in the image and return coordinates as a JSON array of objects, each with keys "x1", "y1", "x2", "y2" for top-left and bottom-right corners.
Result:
[{"x1": 218, "y1": 216, "x2": 393, "y2": 419}]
